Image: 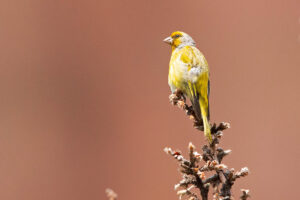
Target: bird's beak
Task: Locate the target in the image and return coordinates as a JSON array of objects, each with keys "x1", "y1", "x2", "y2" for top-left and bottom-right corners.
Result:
[{"x1": 163, "y1": 36, "x2": 173, "y2": 45}]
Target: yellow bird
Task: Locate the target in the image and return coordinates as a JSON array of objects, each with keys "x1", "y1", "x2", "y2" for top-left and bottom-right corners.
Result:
[{"x1": 164, "y1": 31, "x2": 212, "y2": 143}]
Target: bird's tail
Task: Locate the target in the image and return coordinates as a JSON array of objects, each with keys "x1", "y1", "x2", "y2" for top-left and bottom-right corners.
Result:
[
  {"x1": 199, "y1": 97, "x2": 212, "y2": 143},
  {"x1": 189, "y1": 84, "x2": 212, "y2": 143}
]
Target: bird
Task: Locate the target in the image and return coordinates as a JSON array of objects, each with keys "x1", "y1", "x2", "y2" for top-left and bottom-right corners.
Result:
[{"x1": 164, "y1": 31, "x2": 212, "y2": 143}]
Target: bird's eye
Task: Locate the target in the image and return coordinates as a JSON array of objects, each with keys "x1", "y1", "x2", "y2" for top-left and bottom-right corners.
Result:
[{"x1": 173, "y1": 34, "x2": 181, "y2": 38}]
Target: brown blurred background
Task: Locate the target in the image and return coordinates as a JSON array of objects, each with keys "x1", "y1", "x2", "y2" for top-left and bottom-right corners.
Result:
[{"x1": 0, "y1": 0, "x2": 299, "y2": 199}]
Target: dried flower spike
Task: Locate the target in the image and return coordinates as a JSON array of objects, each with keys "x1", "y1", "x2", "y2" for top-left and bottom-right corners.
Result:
[
  {"x1": 167, "y1": 92, "x2": 250, "y2": 200},
  {"x1": 105, "y1": 188, "x2": 117, "y2": 200},
  {"x1": 240, "y1": 189, "x2": 250, "y2": 200},
  {"x1": 189, "y1": 142, "x2": 195, "y2": 151},
  {"x1": 164, "y1": 147, "x2": 172, "y2": 155}
]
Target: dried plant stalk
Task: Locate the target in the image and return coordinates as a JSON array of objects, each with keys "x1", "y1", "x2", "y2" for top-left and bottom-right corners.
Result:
[{"x1": 166, "y1": 91, "x2": 250, "y2": 200}]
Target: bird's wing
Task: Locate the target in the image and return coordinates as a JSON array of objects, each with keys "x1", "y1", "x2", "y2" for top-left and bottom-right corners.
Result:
[
  {"x1": 179, "y1": 46, "x2": 210, "y2": 120},
  {"x1": 176, "y1": 45, "x2": 211, "y2": 142}
]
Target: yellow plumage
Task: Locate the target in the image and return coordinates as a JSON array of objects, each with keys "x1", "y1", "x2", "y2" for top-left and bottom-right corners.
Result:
[{"x1": 164, "y1": 31, "x2": 212, "y2": 143}]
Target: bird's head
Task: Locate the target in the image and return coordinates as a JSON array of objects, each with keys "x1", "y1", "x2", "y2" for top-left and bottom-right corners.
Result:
[{"x1": 163, "y1": 31, "x2": 196, "y2": 50}]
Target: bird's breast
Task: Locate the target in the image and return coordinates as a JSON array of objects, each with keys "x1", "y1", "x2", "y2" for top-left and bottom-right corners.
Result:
[{"x1": 168, "y1": 51, "x2": 191, "y2": 93}]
